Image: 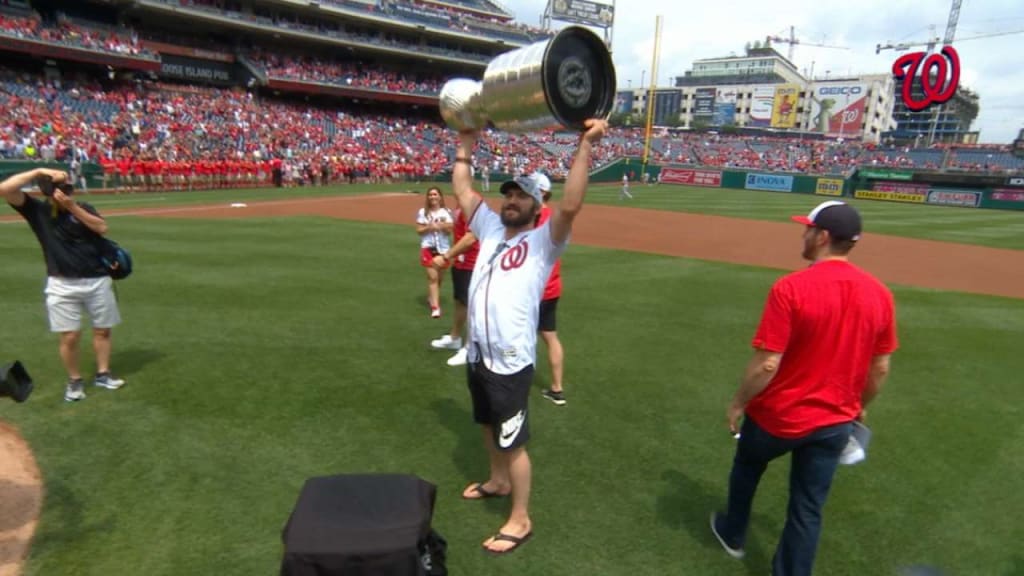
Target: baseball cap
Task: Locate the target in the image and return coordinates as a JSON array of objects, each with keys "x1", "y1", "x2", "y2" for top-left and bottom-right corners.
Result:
[
  {"x1": 533, "y1": 172, "x2": 551, "y2": 193},
  {"x1": 791, "y1": 200, "x2": 862, "y2": 241},
  {"x1": 500, "y1": 174, "x2": 544, "y2": 205}
]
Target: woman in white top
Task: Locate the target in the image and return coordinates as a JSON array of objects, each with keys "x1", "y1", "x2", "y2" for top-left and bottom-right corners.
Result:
[{"x1": 415, "y1": 186, "x2": 454, "y2": 318}]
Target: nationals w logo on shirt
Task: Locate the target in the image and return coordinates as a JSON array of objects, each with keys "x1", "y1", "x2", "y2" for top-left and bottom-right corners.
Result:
[{"x1": 500, "y1": 240, "x2": 529, "y2": 271}]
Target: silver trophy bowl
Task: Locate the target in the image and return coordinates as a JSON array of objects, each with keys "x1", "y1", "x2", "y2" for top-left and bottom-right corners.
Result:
[{"x1": 439, "y1": 25, "x2": 616, "y2": 133}]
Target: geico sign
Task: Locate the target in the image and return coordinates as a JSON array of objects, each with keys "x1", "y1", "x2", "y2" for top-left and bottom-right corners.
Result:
[{"x1": 818, "y1": 86, "x2": 863, "y2": 96}]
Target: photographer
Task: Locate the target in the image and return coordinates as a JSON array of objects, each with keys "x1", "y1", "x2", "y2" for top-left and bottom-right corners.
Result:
[{"x1": 2, "y1": 168, "x2": 126, "y2": 402}]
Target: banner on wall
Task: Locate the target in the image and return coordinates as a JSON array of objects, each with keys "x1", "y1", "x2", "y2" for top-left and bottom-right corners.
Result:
[
  {"x1": 693, "y1": 88, "x2": 715, "y2": 117},
  {"x1": 748, "y1": 86, "x2": 775, "y2": 127},
  {"x1": 712, "y1": 87, "x2": 738, "y2": 126},
  {"x1": 815, "y1": 178, "x2": 844, "y2": 196},
  {"x1": 927, "y1": 190, "x2": 981, "y2": 207},
  {"x1": 809, "y1": 82, "x2": 867, "y2": 138},
  {"x1": 745, "y1": 173, "x2": 794, "y2": 192},
  {"x1": 660, "y1": 168, "x2": 722, "y2": 186},
  {"x1": 856, "y1": 181, "x2": 928, "y2": 203},
  {"x1": 992, "y1": 188, "x2": 1024, "y2": 202},
  {"x1": 770, "y1": 84, "x2": 799, "y2": 128}
]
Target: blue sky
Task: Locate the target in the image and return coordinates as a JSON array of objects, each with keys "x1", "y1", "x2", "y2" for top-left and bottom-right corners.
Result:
[{"x1": 500, "y1": 0, "x2": 1024, "y2": 143}]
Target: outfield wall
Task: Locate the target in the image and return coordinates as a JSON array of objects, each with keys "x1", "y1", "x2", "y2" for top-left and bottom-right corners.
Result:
[{"x1": 592, "y1": 158, "x2": 1024, "y2": 212}]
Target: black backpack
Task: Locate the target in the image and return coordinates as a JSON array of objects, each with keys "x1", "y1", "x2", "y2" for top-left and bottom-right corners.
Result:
[{"x1": 98, "y1": 237, "x2": 133, "y2": 280}]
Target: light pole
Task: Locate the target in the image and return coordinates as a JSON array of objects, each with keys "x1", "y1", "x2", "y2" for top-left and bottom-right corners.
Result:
[{"x1": 641, "y1": 69, "x2": 646, "y2": 88}]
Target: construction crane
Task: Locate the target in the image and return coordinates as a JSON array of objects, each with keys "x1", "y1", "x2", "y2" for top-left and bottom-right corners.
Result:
[
  {"x1": 766, "y1": 26, "x2": 849, "y2": 62},
  {"x1": 875, "y1": 26, "x2": 1024, "y2": 53}
]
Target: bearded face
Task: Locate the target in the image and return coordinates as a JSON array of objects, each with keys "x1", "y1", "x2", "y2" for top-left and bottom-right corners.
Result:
[{"x1": 500, "y1": 190, "x2": 539, "y2": 228}]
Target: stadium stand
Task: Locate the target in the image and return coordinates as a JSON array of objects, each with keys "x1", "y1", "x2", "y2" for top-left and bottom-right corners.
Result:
[{"x1": 2, "y1": 0, "x2": 1021, "y2": 191}]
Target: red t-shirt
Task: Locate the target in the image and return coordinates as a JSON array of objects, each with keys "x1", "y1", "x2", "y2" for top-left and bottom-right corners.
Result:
[
  {"x1": 746, "y1": 260, "x2": 898, "y2": 438},
  {"x1": 451, "y1": 205, "x2": 479, "y2": 271},
  {"x1": 535, "y1": 205, "x2": 562, "y2": 300}
]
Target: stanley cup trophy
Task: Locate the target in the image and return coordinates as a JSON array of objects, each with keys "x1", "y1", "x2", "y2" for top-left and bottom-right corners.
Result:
[{"x1": 440, "y1": 25, "x2": 616, "y2": 133}]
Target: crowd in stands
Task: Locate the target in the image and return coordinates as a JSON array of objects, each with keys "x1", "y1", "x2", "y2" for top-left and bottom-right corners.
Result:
[
  {"x1": 1, "y1": 66, "x2": 1021, "y2": 192},
  {"x1": 0, "y1": 70, "x2": 452, "y2": 186},
  {"x1": 158, "y1": 0, "x2": 494, "y2": 62},
  {"x1": 252, "y1": 51, "x2": 444, "y2": 94},
  {"x1": 0, "y1": 13, "x2": 156, "y2": 59},
  {"x1": 321, "y1": 0, "x2": 549, "y2": 43}
]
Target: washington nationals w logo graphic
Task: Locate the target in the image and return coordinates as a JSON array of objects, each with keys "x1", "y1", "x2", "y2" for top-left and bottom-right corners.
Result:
[
  {"x1": 891, "y1": 45, "x2": 961, "y2": 112},
  {"x1": 500, "y1": 240, "x2": 529, "y2": 271}
]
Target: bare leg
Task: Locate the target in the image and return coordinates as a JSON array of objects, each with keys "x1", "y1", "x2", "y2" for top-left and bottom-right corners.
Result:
[
  {"x1": 93, "y1": 328, "x2": 113, "y2": 373},
  {"x1": 58, "y1": 331, "x2": 82, "y2": 380},
  {"x1": 540, "y1": 330, "x2": 564, "y2": 393},
  {"x1": 463, "y1": 426, "x2": 511, "y2": 497},
  {"x1": 484, "y1": 447, "x2": 533, "y2": 551},
  {"x1": 426, "y1": 267, "x2": 440, "y2": 310}
]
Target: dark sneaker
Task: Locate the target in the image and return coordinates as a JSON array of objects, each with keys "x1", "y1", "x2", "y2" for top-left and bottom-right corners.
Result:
[
  {"x1": 541, "y1": 388, "x2": 566, "y2": 406},
  {"x1": 710, "y1": 512, "x2": 745, "y2": 559},
  {"x1": 64, "y1": 378, "x2": 86, "y2": 402},
  {"x1": 94, "y1": 372, "x2": 125, "y2": 390}
]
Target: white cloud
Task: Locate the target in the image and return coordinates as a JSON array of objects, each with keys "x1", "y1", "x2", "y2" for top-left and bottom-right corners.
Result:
[{"x1": 500, "y1": 0, "x2": 1024, "y2": 143}]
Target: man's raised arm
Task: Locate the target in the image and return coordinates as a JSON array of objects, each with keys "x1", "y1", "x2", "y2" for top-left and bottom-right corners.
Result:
[
  {"x1": 452, "y1": 131, "x2": 483, "y2": 219},
  {"x1": 551, "y1": 119, "x2": 608, "y2": 245},
  {"x1": 2, "y1": 168, "x2": 67, "y2": 208}
]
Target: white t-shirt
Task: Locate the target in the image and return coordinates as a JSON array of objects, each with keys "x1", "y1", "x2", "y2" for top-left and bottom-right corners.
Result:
[
  {"x1": 416, "y1": 207, "x2": 453, "y2": 252},
  {"x1": 466, "y1": 203, "x2": 567, "y2": 374}
]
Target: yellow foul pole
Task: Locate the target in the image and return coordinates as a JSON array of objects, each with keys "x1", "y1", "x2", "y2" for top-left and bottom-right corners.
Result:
[{"x1": 641, "y1": 14, "x2": 663, "y2": 171}]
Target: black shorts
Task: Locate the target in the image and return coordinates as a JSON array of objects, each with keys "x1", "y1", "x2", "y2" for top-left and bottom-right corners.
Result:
[
  {"x1": 467, "y1": 361, "x2": 534, "y2": 451},
  {"x1": 538, "y1": 297, "x2": 559, "y2": 332},
  {"x1": 451, "y1": 267, "x2": 472, "y2": 305}
]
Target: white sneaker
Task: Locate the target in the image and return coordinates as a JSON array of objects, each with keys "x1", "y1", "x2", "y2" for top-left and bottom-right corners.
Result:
[
  {"x1": 94, "y1": 373, "x2": 126, "y2": 390},
  {"x1": 431, "y1": 335, "x2": 463, "y2": 350},
  {"x1": 446, "y1": 347, "x2": 468, "y2": 366},
  {"x1": 430, "y1": 307, "x2": 442, "y2": 319},
  {"x1": 64, "y1": 379, "x2": 86, "y2": 402}
]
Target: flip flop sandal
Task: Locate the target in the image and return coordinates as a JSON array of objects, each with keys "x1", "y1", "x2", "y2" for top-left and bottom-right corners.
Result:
[
  {"x1": 483, "y1": 532, "x2": 533, "y2": 556},
  {"x1": 462, "y1": 482, "x2": 505, "y2": 500}
]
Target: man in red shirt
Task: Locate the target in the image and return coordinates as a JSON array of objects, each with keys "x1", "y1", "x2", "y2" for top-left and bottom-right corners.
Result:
[
  {"x1": 429, "y1": 193, "x2": 481, "y2": 366},
  {"x1": 710, "y1": 200, "x2": 897, "y2": 576},
  {"x1": 532, "y1": 173, "x2": 566, "y2": 406}
]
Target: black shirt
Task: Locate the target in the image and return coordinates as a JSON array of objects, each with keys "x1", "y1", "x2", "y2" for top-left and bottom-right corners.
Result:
[{"x1": 11, "y1": 194, "x2": 108, "y2": 278}]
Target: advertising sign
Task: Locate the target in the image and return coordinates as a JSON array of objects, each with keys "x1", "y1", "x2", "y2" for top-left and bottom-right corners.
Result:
[
  {"x1": 748, "y1": 86, "x2": 775, "y2": 127},
  {"x1": 693, "y1": 88, "x2": 715, "y2": 117},
  {"x1": 710, "y1": 87, "x2": 738, "y2": 126},
  {"x1": 815, "y1": 178, "x2": 844, "y2": 196},
  {"x1": 660, "y1": 168, "x2": 722, "y2": 187},
  {"x1": 859, "y1": 169, "x2": 913, "y2": 181},
  {"x1": 614, "y1": 90, "x2": 633, "y2": 114},
  {"x1": 745, "y1": 173, "x2": 794, "y2": 192},
  {"x1": 770, "y1": 84, "x2": 799, "y2": 128},
  {"x1": 160, "y1": 54, "x2": 235, "y2": 84},
  {"x1": 992, "y1": 189, "x2": 1024, "y2": 202},
  {"x1": 809, "y1": 82, "x2": 867, "y2": 137},
  {"x1": 926, "y1": 190, "x2": 980, "y2": 207},
  {"x1": 550, "y1": 0, "x2": 614, "y2": 27},
  {"x1": 856, "y1": 181, "x2": 928, "y2": 203}
]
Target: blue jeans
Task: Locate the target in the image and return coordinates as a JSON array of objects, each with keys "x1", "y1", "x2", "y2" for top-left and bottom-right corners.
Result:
[{"x1": 719, "y1": 416, "x2": 852, "y2": 576}]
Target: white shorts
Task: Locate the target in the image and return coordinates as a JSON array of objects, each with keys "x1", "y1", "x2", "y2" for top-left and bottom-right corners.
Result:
[{"x1": 44, "y1": 276, "x2": 121, "y2": 333}]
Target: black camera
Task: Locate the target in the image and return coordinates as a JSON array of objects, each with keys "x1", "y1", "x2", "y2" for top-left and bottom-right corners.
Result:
[{"x1": 37, "y1": 174, "x2": 74, "y2": 197}]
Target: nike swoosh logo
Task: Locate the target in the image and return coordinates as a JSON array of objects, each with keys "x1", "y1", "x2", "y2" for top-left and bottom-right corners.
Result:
[{"x1": 498, "y1": 410, "x2": 525, "y2": 449}]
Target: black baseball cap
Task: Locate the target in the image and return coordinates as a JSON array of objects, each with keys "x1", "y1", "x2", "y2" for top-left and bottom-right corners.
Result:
[{"x1": 791, "y1": 201, "x2": 862, "y2": 241}]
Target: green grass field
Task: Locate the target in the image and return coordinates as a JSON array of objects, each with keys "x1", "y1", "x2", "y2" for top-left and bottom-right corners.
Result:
[
  {"x1": 71, "y1": 181, "x2": 1024, "y2": 250},
  {"x1": 1, "y1": 184, "x2": 1023, "y2": 575}
]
